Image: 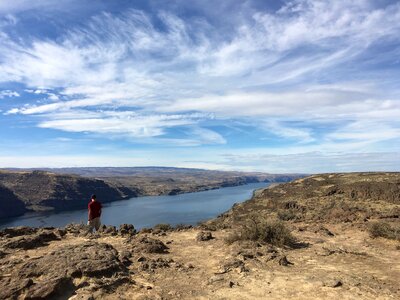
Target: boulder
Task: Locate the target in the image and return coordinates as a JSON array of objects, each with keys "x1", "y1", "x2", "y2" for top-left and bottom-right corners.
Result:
[
  {"x1": 0, "y1": 241, "x2": 128, "y2": 299},
  {"x1": 278, "y1": 255, "x2": 294, "y2": 266},
  {"x1": 0, "y1": 226, "x2": 39, "y2": 238},
  {"x1": 132, "y1": 237, "x2": 169, "y2": 254},
  {"x1": 3, "y1": 229, "x2": 60, "y2": 250}
]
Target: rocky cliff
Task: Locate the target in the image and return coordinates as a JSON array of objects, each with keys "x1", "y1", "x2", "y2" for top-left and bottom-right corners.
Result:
[
  {"x1": 0, "y1": 170, "x2": 137, "y2": 218},
  {"x1": 0, "y1": 184, "x2": 26, "y2": 219}
]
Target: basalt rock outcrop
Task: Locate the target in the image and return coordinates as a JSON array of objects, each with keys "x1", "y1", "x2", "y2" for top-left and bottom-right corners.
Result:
[
  {"x1": 0, "y1": 228, "x2": 129, "y2": 300},
  {"x1": 0, "y1": 184, "x2": 26, "y2": 218},
  {"x1": 0, "y1": 170, "x2": 138, "y2": 218},
  {"x1": 208, "y1": 172, "x2": 400, "y2": 228}
]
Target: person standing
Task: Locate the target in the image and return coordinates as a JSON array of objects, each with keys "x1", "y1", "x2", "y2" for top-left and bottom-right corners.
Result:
[{"x1": 87, "y1": 194, "x2": 102, "y2": 232}]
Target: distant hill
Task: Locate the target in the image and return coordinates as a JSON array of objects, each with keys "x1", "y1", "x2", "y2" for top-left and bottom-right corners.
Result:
[{"x1": 2, "y1": 166, "x2": 304, "y2": 180}]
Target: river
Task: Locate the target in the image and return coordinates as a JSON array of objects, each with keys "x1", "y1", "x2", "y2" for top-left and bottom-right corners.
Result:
[{"x1": 0, "y1": 182, "x2": 269, "y2": 229}]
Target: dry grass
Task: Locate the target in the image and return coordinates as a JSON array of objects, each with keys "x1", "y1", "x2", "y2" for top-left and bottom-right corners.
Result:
[{"x1": 369, "y1": 221, "x2": 400, "y2": 240}]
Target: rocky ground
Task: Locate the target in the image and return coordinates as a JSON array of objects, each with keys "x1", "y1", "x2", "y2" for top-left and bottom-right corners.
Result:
[{"x1": 0, "y1": 173, "x2": 399, "y2": 299}]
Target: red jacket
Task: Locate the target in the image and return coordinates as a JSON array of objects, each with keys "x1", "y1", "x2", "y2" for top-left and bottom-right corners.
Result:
[{"x1": 88, "y1": 200, "x2": 102, "y2": 220}]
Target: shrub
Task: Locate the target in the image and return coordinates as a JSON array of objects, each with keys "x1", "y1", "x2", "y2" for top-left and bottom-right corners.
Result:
[
  {"x1": 174, "y1": 223, "x2": 192, "y2": 231},
  {"x1": 369, "y1": 222, "x2": 400, "y2": 240},
  {"x1": 153, "y1": 223, "x2": 173, "y2": 231},
  {"x1": 139, "y1": 227, "x2": 152, "y2": 234},
  {"x1": 277, "y1": 209, "x2": 297, "y2": 221},
  {"x1": 226, "y1": 215, "x2": 296, "y2": 247}
]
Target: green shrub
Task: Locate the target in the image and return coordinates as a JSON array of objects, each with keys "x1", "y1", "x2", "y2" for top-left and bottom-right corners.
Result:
[
  {"x1": 369, "y1": 222, "x2": 400, "y2": 240},
  {"x1": 226, "y1": 216, "x2": 296, "y2": 247}
]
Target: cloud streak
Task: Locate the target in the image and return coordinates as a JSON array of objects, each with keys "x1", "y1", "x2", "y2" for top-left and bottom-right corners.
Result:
[{"x1": 0, "y1": 0, "x2": 399, "y2": 171}]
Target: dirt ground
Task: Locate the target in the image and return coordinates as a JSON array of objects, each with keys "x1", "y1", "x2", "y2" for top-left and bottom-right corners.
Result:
[{"x1": 58, "y1": 223, "x2": 399, "y2": 300}]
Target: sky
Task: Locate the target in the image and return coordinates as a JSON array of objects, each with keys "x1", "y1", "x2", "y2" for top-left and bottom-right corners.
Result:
[{"x1": 0, "y1": 0, "x2": 399, "y2": 173}]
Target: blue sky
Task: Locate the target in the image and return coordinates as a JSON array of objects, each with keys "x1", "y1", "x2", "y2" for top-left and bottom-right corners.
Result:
[{"x1": 0, "y1": 0, "x2": 399, "y2": 173}]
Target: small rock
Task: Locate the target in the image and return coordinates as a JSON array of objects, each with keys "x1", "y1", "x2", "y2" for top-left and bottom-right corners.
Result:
[
  {"x1": 278, "y1": 256, "x2": 294, "y2": 266},
  {"x1": 132, "y1": 237, "x2": 169, "y2": 254},
  {"x1": 333, "y1": 280, "x2": 343, "y2": 288},
  {"x1": 242, "y1": 253, "x2": 254, "y2": 260},
  {"x1": 119, "y1": 250, "x2": 132, "y2": 266},
  {"x1": 239, "y1": 265, "x2": 249, "y2": 273},
  {"x1": 196, "y1": 231, "x2": 213, "y2": 241},
  {"x1": 175, "y1": 263, "x2": 183, "y2": 269},
  {"x1": 228, "y1": 281, "x2": 235, "y2": 288},
  {"x1": 223, "y1": 259, "x2": 244, "y2": 271},
  {"x1": 324, "y1": 279, "x2": 343, "y2": 288},
  {"x1": 208, "y1": 275, "x2": 224, "y2": 284},
  {"x1": 319, "y1": 226, "x2": 335, "y2": 237}
]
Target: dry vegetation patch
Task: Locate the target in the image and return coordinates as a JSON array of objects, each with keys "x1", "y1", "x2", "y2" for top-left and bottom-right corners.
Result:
[
  {"x1": 226, "y1": 215, "x2": 296, "y2": 247},
  {"x1": 369, "y1": 221, "x2": 400, "y2": 240}
]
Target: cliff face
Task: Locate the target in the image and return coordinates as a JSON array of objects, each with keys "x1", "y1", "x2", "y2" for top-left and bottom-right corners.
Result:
[
  {"x1": 0, "y1": 171, "x2": 136, "y2": 217},
  {"x1": 0, "y1": 185, "x2": 26, "y2": 218}
]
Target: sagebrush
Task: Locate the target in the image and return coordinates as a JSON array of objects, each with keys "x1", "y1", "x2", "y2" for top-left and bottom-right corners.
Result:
[
  {"x1": 226, "y1": 215, "x2": 296, "y2": 247},
  {"x1": 369, "y1": 222, "x2": 400, "y2": 240}
]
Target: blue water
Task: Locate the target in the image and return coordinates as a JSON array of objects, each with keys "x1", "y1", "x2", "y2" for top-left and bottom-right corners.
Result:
[{"x1": 0, "y1": 182, "x2": 269, "y2": 229}]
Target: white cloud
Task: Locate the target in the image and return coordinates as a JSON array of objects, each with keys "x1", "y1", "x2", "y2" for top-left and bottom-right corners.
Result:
[
  {"x1": 0, "y1": 0, "x2": 399, "y2": 155},
  {"x1": 327, "y1": 121, "x2": 400, "y2": 141},
  {"x1": 158, "y1": 90, "x2": 400, "y2": 122},
  {"x1": 262, "y1": 120, "x2": 315, "y2": 143},
  {"x1": 215, "y1": 151, "x2": 400, "y2": 173},
  {"x1": 0, "y1": 90, "x2": 19, "y2": 99},
  {"x1": 0, "y1": 0, "x2": 79, "y2": 14},
  {"x1": 38, "y1": 112, "x2": 201, "y2": 138}
]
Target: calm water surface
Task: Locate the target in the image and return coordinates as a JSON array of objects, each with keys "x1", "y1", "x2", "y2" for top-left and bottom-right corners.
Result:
[{"x1": 0, "y1": 182, "x2": 269, "y2": 229}]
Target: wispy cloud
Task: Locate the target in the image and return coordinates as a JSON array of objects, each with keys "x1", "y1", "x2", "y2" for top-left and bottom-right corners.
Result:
[
  {"x1": 0, "y1": 90, "x2": 19, "y2": 99},
  {"x1": 0, "y1": 0, "x2": 399, "y2": 170},
  {"x1": 215, "y1": 151, "x2": 400, "y2": 173}
]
